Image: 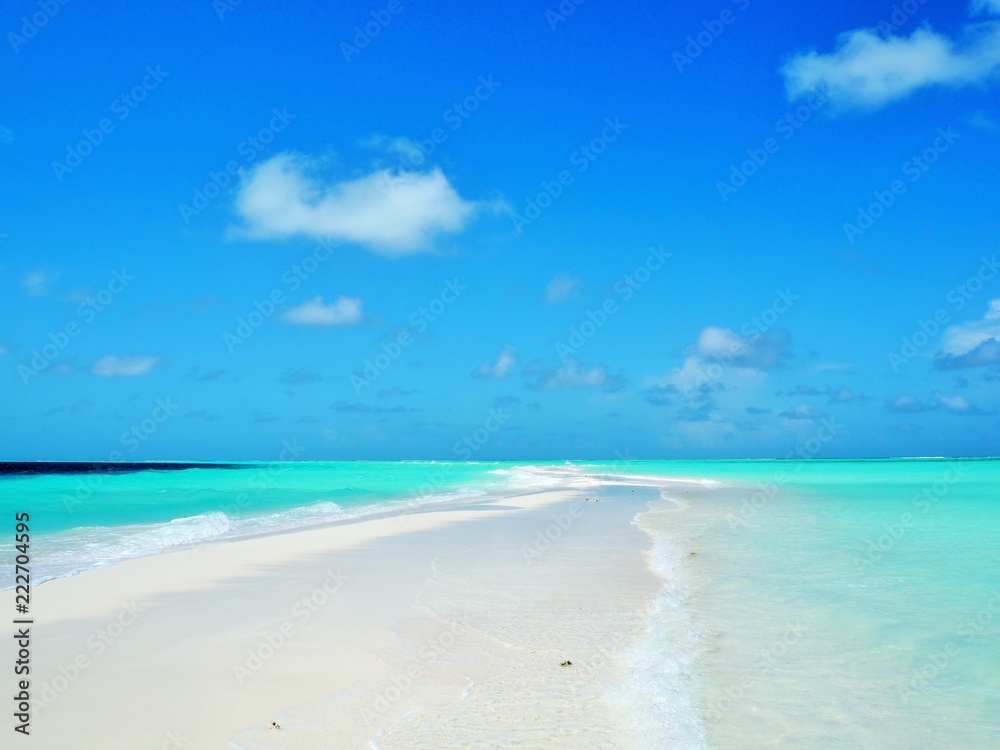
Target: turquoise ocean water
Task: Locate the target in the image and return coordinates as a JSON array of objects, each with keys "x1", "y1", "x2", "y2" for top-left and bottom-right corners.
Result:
[
  {"x1": 586, "y1": 458, "x2": 1000, "y2": 748},
  {"x1": 2, "y1": 458, "x2": 998, "y2": 747},
  {"x1": 0, "y1": 461, "x2": 528, "y2": 585}
]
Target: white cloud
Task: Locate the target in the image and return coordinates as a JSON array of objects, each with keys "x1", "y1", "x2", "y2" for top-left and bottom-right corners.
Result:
[
  {"x1": 827, "y1": 387, "x2": 869, "y2": 404},
  {"x1": 475, "y1": 345, "x2": 517, "y2": 379},
  {"x1": 695, "y1": 326, "x2": 790, "y2": 369},
  {"x1": 544, "y1": 273, "x2": 582, "y2": 303},
  {"x1": 782, "y1": 22, "x2": 1000, "y2": 109},
  {"x1": 92, "y1": 355, "x2": 161, "y2": 377},
  {"x1": 360, "y1": 134, "x2": 425, "y2": 163},
  {"x1": 887, "y1": 394, "x2": 926, "y2": 413},
  {"x1": 22, "y1": 269, "x2": 59, "y2": 297},
  {"x1": 972, "y1": 0, "x2": 1000, "y2": 16},
  {"x1": 232, "y1": 152, "x2": 477, "y2": 253},
  {"x1": 970, "y1": 112, "x2": 998, "y2": 128},
  {"x1": 646, "y1": 326, "x2": 788, "y2": 421},
  {"x1": 811, "y1": 361, "x2": 852, "y2": 373},
  {"x1": 282, "y1": 295, "x2": 363, "y2": 327},
  {"x1": 935, "y1": 298, "x2": 1000, "y2": 368},
  {"x1": 934, "y1": 392, "x2": 971, "y2": 412},
  {"x1": 527, "y1": 358, "x2": 626, "y2": 392},
  {"x1": 777, "y1": 404, "x2": 824, "y2": 421}
]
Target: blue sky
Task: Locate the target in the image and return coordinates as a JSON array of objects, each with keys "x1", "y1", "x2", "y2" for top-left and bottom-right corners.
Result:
[{"x1": 2, "y1": 0, "x2": 999, "y2": 460}]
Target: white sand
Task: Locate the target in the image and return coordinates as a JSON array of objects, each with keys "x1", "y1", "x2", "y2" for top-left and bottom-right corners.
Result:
[{"x1": 1, "y1": 473, "x2": 674, "y2": 749}]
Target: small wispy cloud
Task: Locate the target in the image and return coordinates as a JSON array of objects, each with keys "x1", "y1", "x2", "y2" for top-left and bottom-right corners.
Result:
[
  {"x1": 377, "y1": 387, "x2": 419, "y2": 398},
  {"x1": 185, "y1": 411, "x2": 222, "y2": 421},
  {"x1": 329, "y1": 402, "x2": 411, "y2": 414},
  {"x1": 970, "y1": 112, "x2": 998, "y2": 129},
  {"x1": 645, "y1": 384, "x2": 679, "y2": 407},
  {"x1": 475, "y1": 345, "x2": 517, "y2": 379},
  {"x1": 43, "y1": 400, "x2": 91, "y2": 416},
  {"x1": 695, "y1": 327, "x2": 791, "y2": 370},
  {"x1": 360, "y1": 134, "x2": 424, "y2": 163},
  {"x1": 22, "y1": 269, "x2": 59, "y2": 297},
  {"x1": 777, "y1": 404, "x2": 824, "y2": 421},
  {"x1": 92, "y1": 355, "x2": 161, "y2": 377},
  {"x1": 811, "y1": 362, "x2": 852, "y2": 373},
  {"x1": 189, "y1": 368, "x2": 228, "y2": 382},
  {"x1": 544, "y1": 273, "x2": 582, "y2": 304},
  {"x1": 526, "y1": 358, "x2": 626, "y2": 392},
  {"x1": 781, "y1": 384, "x2": 869, "y2": 403},
  {"x1": 932, "y1": 392, "x2": 994, "y2": 415},
  {"x1": 887, "y1": 394, "x2": 925, "y2": 414},
  {"x1": 826, "y1": 387, "x2": 869, "y2": 404},
  {"x1": 276, "y1": 366, "x2": 323, "y2": 385},
  {"x1": 283, "y1": 295, "x2": 363, "y2": 327}
]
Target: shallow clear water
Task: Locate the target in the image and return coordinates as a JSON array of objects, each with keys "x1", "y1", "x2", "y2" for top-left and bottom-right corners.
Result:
[{"x1": 603, "y1": 458, "x2": 1000, "y2": 749}]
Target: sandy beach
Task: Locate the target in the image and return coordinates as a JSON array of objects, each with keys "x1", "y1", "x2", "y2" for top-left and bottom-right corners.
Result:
[{"x1": 1, "y1": 470, "x2": 692, "y2": 749}]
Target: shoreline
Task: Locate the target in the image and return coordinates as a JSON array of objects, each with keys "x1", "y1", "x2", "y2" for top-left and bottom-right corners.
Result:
[
  {"x1": 2, "y1": 465, "x2": 571, "y2": 592},
  {"x1": 8, "y1": 465, "x2": 722, "y2": 593},
  {"x1": 1, "y1": 469, "x2": 705, "y2": 748}
]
